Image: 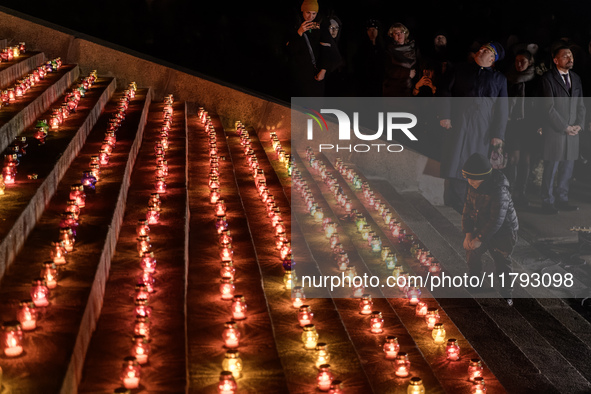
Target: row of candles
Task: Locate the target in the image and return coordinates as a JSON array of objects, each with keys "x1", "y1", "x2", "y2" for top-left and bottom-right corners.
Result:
[
  {"x1": 0, "y1": 56, "x2": 66, "y2": 190},
  {"x1": 299, "y1": 148, "x2": 488, "y2": 393},
  {"x1": 0, "y1": 42, "x2": 26, "y2": 62},
  {"x1": 244, "y1": 127, "x2": 346, "y2": 392},
  {"x1": 196, "y1": 109, "x2": 247, "y2": 394},
  {"x1": 0, "y1": 83, "x2": 137, "y2": 380},
  {"x1": 119, "y1": 93, "x2": 173, "y2": 391}
]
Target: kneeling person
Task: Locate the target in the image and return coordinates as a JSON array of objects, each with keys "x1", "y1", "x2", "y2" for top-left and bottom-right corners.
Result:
[{"x1": 461, "y1": 153, "x2": 519, "y2": 304}]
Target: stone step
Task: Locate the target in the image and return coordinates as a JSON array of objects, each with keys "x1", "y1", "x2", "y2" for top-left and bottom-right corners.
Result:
[
  {"x1": 0, "y1": 62, "x2": 79, "y2": 153},
  {"x1": 186, "y1": 115, "x2": 289, "y2": 393},
  {"x1": 0, "y1": 88, "x2": 151, "y2": 393},
  {"x1": 223, "y1": 124, "x2": 373, "y2": 393},
  {"x1": 293, "y1": 151, "x2": 503, "y2": 394},
  {"x1": 0, "y1": 50, "x2": 45, "y2": 89},
  {"x1": 0, "y1": 76, "x2": 116, "y2": 278},
  {"x1": 79, "y1": 100, "x2": 187, "y2": 392},
  {"x1": 359, "y1": 176, "x2": 591, "y2": 393}
]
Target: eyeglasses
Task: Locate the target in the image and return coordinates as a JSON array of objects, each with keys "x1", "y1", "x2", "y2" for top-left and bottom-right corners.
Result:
[{"x1": 329, "y1": 26, "x2": 340, "y2": 31}]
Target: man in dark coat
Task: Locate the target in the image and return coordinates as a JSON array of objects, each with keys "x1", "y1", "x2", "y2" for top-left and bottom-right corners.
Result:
[
  {"x1": 539, "y1": 45, "x2": 586, "y2": 214},
  {"x1": 461, "y1": 153, "x2": 519, "y2": 304},
  {"x1": 439, "y1": 42, "x2": 508, "y2": 213}
]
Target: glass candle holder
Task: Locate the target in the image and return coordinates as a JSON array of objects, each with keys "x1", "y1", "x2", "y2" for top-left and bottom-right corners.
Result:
[
  {"x1": 222, "y1": 350, "x2": 243, "y2": 379},
  {"x1": 133, "y1": 315, "x2": 151, "y2": 341},
  {"x1": 468, "y1": 359, "x2": 484, "y2": 382},
  {"x1": 140, "y1": 252, "x2": 157, "y2": 273},
  {"x1": 425, "y1": 308, "x2": 440, "y2": 330},
  {"x1": 30, "y1": 278, "x2": 49, "y2": 307},
  {"x1": 132, "y1": 335, "x2": 150, "y2": 365},
  {"x1": 59, "y1": 227, "x2": 75, "y2": 252},
  {"x1": 136, "y1": 219, "x2": 150, "y2": 237},
  {"x1": 220, "y1": 261, "x2": 235, "y2": 280},
  {"x1": 317, "y1": 364, "x2": 334, "y2": 392},
  {"x1": 298, "y1": 305, "x2": 314, "y2": 327},
  {"x1": 406, "y1": 287, "x2": 421, "y2": 306},
  {"x1": 70, "y1": 184, "x2": 86, "y2": 208},
  {"x1": 220, "y1": 279, "x2": 235, "y2": 300},
  {"x1": 220, "y1": 246, "x2": 233, "y2": 262},
  {"x1": 471, "y1": 377, "x2": 486, "y2": 394},
  {"x1": 135, "y1": 284, "x2": 150, "y2": 303},
  {"x1": 215, "y1": 199, "x2": 227, "y2": 217},
  {"x1": 217, "y1": 371, "x2": 237, "y2": 394},
  {"x1": 415, "y1": 301, "x2": 428, "y2": 317},
  {"x1": 41, "y1": 262, "x2": 58, "y2": 289},
  {"x1": 134, "y1": 299, "x2": 152, "y2": 318},
  {"x1": 383, "y1": 336, "x2": 400, "y2": 359},
  {"x1": 137, "y1": 271, "x2": 155, "y2": 293},
  {"x1": 81, "y1": 171, "x2": 97, "y2": 191},
  {"x1": 432, "y1": 323, "x2": 446, "y2": 344},
  {"x1": 66, "y1": 199, "x2": 80, "y2": 220},
  {"x1": 328, "y1": 380, "x2": 343, "y2": 394},
  {"x1": 302, "y1": 324, "x2": 319, "y2": 350},
  {"x1": 446, "y1": 339, "x2": 460, "y2": 361},
  {"x1": 370, "y1": 311, "x2": 384, "y2": 334},
  {"x1": 210, "y1": 188, "x2": 221, "y2": 204},
  {"x1": 315, "y1": 342, "x2": 330, "y2": 369},
  {"x1": 2, "y1": 321, "x2": 23, "y2": 357},
  {"x1": 136, "y1": 236, "x2": 151, "y2": 257},
  {"x1": 283, "y1": 269, "x2": 294, "y2": 290},
  {"x1": 121, "y1": 356, "x2": 141, "y2": 389},
  {"x1": 146, "y1": 207, "x2": 159, "y2": 225},
  {"x1": 292, "y1": 286, "x2": 306, "y2": 308},
  {"x1": 222, "y1": 321, "x2": 240, "y2": 349},
  {"x1": 231, "y1": 295, "x2": 247, "y2": 320},
  {"x1": 155, "y1": 177, "x2": 167, "y2": 194},
  {"x1": 17, "y1": 300, "x2": 37, "y2": 331},
  {"x1": 407, "y1": 377, "x2": 425, "y2": 394},
  {"x1": 394, "y1": 352, "x2": 411, "y2": 377}
]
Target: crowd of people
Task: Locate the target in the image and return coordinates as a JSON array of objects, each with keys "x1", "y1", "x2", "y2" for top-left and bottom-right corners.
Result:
[{"x1": 287, "y1": 0, "x2": 589, "y2": 216}]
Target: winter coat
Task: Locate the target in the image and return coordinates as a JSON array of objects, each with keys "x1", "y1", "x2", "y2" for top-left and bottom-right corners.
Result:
[
  {"x1": 439, "y1": 62, "x2": 508, "y2": 179},
  {"x1": 462, "y1": 170, "x2": 519, "y2": 244},
  {"x1": 383, "y1": 40, "x2": 417, "y2": 97},
  {"x1": 287, "y1": 14, "x2": 324, "y2": 97},
  {"x1": 540, "y1": 67, "x2": 586, "y2": 161}
]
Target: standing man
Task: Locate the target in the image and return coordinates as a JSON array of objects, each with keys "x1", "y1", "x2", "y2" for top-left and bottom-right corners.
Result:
[
  {"x1": 540, "y1": 45, "x2": 586, "y2": 214},
  {"x1": 462, "y1": 153, "x2": 519, "y2": 305},
  {"x1": 439, "y1": 42, "x2": 508, "y2": 213}
]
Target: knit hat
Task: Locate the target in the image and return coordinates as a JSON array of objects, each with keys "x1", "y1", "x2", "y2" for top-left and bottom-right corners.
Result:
[
  {"x1": 301, "y1": 0, "x2": 319, "y2": 12},
  {"x1": 462, "y1": 153, "x2": 492, "y2": 180},
  {"x1": 483, "y1": 41, "x2": 505, "y2": 62}
]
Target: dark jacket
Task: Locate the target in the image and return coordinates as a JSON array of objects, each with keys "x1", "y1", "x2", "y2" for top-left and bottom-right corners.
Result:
[
  {"x1": 541, "y1": 67, "x2": 586, "y2": 161},
  {"x1": 462, "y1": 170, "x2": 519, "y2": 243},
  {"x1": 439, "y1": 62, "x2": 508, "y2": 179}
]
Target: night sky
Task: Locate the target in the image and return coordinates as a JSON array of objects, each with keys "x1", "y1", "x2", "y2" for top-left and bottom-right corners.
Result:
[{"x1": 4, "y1": 0, "x2": 591, "y2": 101}]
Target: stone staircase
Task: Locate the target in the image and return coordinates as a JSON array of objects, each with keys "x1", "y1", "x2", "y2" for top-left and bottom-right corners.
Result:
[{"x1": 0, "y1": 35, "x2": 590, "y2": 394}]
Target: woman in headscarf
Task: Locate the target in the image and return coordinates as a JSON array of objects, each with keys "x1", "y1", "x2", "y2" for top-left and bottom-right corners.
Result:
[
  {"x1": 316, "y1": 14, "x2": 345, "y2": 96},
  {"x1": 383, "y1": 23, "x2": 417, "y2": 97}
]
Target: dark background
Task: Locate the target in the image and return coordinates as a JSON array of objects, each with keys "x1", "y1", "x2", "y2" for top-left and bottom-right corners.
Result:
[{"x1": 4, "y1": 0, "x2": 591, "y2": 101}]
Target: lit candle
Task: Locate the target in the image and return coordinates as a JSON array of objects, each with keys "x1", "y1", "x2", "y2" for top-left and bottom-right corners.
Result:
[
  {"x1": 222, "y1": 321, "x2": 240, "y2": 349},
  {"x1": 30, "y1": 278, "x2": 49, "y2": 307},
  {"x1": 222, "y1": 350, "x2": 243, "y2": 379},
  {"x1": 415, "y1": 301, "x2": 428, "y2": 317},
  {"x1": 136, "y1": 219, "x2": 150, "y2": 237},
  {"x1": 217, "y1": 371, "x2": 237, "y2": 394},
  {"x1": 298, "y1": 305, "x2": 314, "y2": 327},
  {"x1": 220, "y1": 279, "x2": 235, "y2": 300},
  {"x1": 132, "y1": 335, "x2": 150, "y2": 365},
  {"x1": 70, "y1": 184, "x2": 86, "y2": 207},
  {"x1": 302, "y1": 324, "x2": 319, "y2": 350},
  {"x1": 51, "y1": 241, "x2": 67, "y2": 265},
  {"x1": 134, "y1": 315, "x2": 151, "y2": 340},
  {"x1": 2, "y1": 321, "x2": 24, "y2": 357},
  {"x1": 215, "y1": 199, "x2": 227, "y2": 217},
  {"x1": 135, "y1": 284, "x2": 150, "y2": 303},
  {"x1": 220, "y1": 247, "x2": 233, "y2": 262},
  {"x1": 59, "y1": 227, "x2": 75, "y2": 252},
  {"x1": 471, "y1": 377, "x2": 487, "y2": 394},
  {"x1": 137, "y1": 235, "x2": 151, "y2": 257},
  {"x1": 446, "y1": 339, "x2": 460, "y2": 361},
  {"x1": 121, "y1": 357, "x2": 141, "y2": 389},
  {"x1": 292, "y1": 286, "x2": 306, "y2": 308},
  {"x1": 146, "y1": 207, "x2": 159, "y2": 224},
  {"x1": 382, "y1": 336, "x2": 399, "y2": 360},
  {"x1": 407, "y1": 377, "x2": 425, "y2": 394},
  {"x1": 317, "y1": 364, "x2": 334, "y2": 392},
  {"x1": 367, "y1": 311, "x2": 383, "y2": 334},
  {"x1": 41, "y1": 262, "x2": 58, "y2": 289},
  {"x1": 432, "y1": 323, "x2": 446, "y2": 344},
  {"x1": 155, "y1": 177, "x2": 167, "y2": 194},
  {"x1": 315, "y1": 342, "x2": 330, "y2": 369},
  {"x1": 231, "y1": 295, "x2": 247, "y2": 320},
  {"x1": 17, "y1": 300, "x2": 37, "y2": 331},
  {"x1": 468, "y1": 359, "x2": 484, "y2": 382},
  {"x1": 220, "y1": 261, "x2": 235, "y2": 280},
  {"x1": 425, "y1": 308, "x2": 440, "y2": 330},
  {"x1": 140, "y1": 252, "x2": 157, "y2": 273},
  {"x1": 283, "y1": 269, "x2": 294, "y2": 289},
  {"x1": 134, "y1": 299, "x2": 152, "y2": 318},
  {"x1": 394, "y1": 352, "x2": 411, "y2": 377},
  {"x1": 406, "y1": 287, "x2": 421, "y2": 306}
]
